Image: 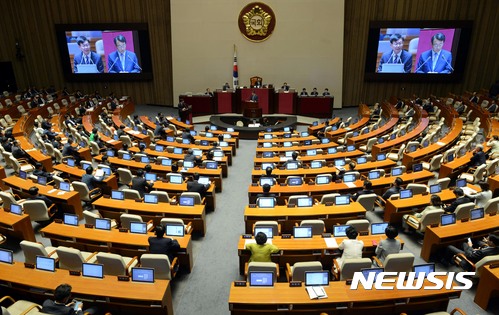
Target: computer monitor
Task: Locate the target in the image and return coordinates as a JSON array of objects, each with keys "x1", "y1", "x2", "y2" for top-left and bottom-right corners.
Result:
[
  {"x1": 301, "y1": 132, "x2": 309, "y2": 137},
  {"x1": 254, "y1": 226, "x2": 273, "y2": 239},
  {"x1": 378, "y1": 137, "x2": 385, "y2": 144},
  {"x1": 261, "y1": 163, "x2": 274, "y2": 170},
  {"x1": 303, "y1": 140, "x2": 312, "y2": 146},
  {"x1": 170, "y1": 175, "x2": 183, "y2": 184},
  {"x1": 173, "y1": 148, "x2": 183, "y2": 154},
  {"x1": 400, "y1": 189, "x2": 413, "y2": 199},
  {"x1": 391, "y1": 167, "x2": 403, "y2": 176},
  {"x1": 227, "y1": 128, "x2": 234, "y2": 132},
  {"x1": 304, "y1": 271, "x2": 329, "y2": 286},
  {"x1": 192, "y1": 149, "x2": 203, "y2": 156},
  {"x1": 413, "y1": 263, "x2": 435, "y2": 278},
  {"x1": 179, "y1": 196, "x2": 195, "y2": 206},
  {"x1": 183, "y1": 161, "x2": 194, "y2": 169},
  {"x1": 165, "y1": 224, "x2": 184, "y2": 237},
  {"x1": 283, "y1": 127, "x2": 290, "y2": 132},
  {"x1": 370, "y1": 222, "x2": 389, "y2": 235},
  {"x1": 390, "y1": 133, "x2": 397, "y2": 140},
  {"x1": 144, "y1": 194, "x2": 158, "y2": 204},
  {"x1": 316, "y1": 175, "x2": 331, "y2": 185},
  {"x1": 190, "y1": 130, "x2": 197, "y2": 136},
  {"x1": 440, "y1": 213, "x2": 456, "y2": 226},
  {"x1": 66, "y1": 158, "x2": 75, "y2": 167},
  {"x1": 0, "y1": 249, "x2": 13, "y2": 264},
  {"x1": 334, "y1": 159, "x2": 345, "y2": 167},
  {"x1": 198, "y1": 177, "x2": 210, "y2": 185},
  {"x1": 206, "y1": 132, "x2": 213, "y2": 138},
  {"x1": 206, "y1": 161, "x2": 218, "y2": 169},
  {"x1": 429, "y1": 184, "x2": 442, "y2": 194},
  {"x1": 130, "y1": 222, "x2": 147, "y2": 234},
  {"x1": 456, "y1": 178, "x2": 467, "y2": 188},
  {"x1": 36, "y1": 256, "x2": 55, "y2": 272},
  {"x1": 79, "y1": 141, "x2": 86, "y2": 148},
  {"x1": 286, "y1": 162, "x2": 299, "y2": 170},
  {"x1": 161, "y1": 158, "x2": 172, "y2": 166},
  {"x1": 10, "y1": 204, "x2": 22, "y2": 215},
  {"x1": 333, "y1": 225, "x2": 351, "y2": 237},
  {"x1": 283, "y1": 133, "x2": 291, "y2": 138},
  {"x1": 200, "y1": 140, "x2": 209, "y2": 146},
  {"x1": 293, "y1": 226, "x2": 313, "y2": 238},
  {"x1": 262, "y1": 152, "x2": 274, "y2": 158},
  {"x1": 131, "y1": 267, "x2": 155, "y2": 283},
  {"x1": 283, "y1": 141, "x2": 292, "y2": 147},
  {"x1": 357, "y1": 157, "x2": 367, "y2": 164},
  {"x1": 166, "y1": 136, "x2": 175, "y2": 142},
  {"x1": 368, "y1": 171, "x2": 381, "y2": 180},
  {"x1": 377, "y1": 153, "x2": 386, "y2": 161},
  {"x1": 285, "y1": 151, "x2": 294, "y2": 157},
  {"x1": 343, "y1": 174, "x2": 356, "y2": 183},
  {"x1": 111, "y1": 190, "x2": 124, "y2": 200},
  {"x1": 328, "y1": 147, "x2": 337, "y2": 154},
  {"x1": 307, "y1": 149, "x2": 317, "y2": 156},
  {"x1": 82, "y1": 263, "x2": 104, "y2": 279},
  {"x1": 353, "y1": 131, "x2": 360, "y2": 137},
  {"x1": 263, "y1": 142, "x2": 273, "y2": 148},
  {"x1": 213, "y1": 151, "x2": 224, "y2": 157},
  {"x1": 113, "y1": 134, "x2": 119, "y2": 141},
  {"x1": 248, "y1": 271, "x2": 274, "y2": 287},
  {"x1": 95, "y1": 218, "x2": 111, "y2": 231},
  {"x1": 140, "y1": 156, "x2": 150, "y2": 163},
  {"x1": 210, "y1": 125, "x2": 217, "y2": 131},
  {"x1": 447, "y1": 153, "x2": 455, "y2": 163},
  {"x1": 423, "y1": 140, "x2": 429, "y2": 148},
  {"x1": 407, "y1": 145, "x2": 417, "y2": 153},
  {"x1": 412, "y1": 163, "x2": 423, "y2": 172},
  {"x1": 321, "y1": 138, "x2": 330, "y2": 144},
  {"x1": 335, "y1": 195, "x2": 350, "y2": 205},
  {"x1": 310, "y1": 161, "x2": 322, "y2": 169},
  {"x1": 346, "y1": 145, "x2": 355, "y2": 152},
  {"x1": 219, "y1": 141, "x2": 229, "y2": 147},
  {"x1": 297, "y1": 197, "x2": 313, "y2": 207},
  {"x1": 63, "y1": 213, "x2": 79, "y2": 226},
  {"x1": 312, "y1": 121, "x2": 319, "y2": 126},
  {"x1": 106, "y1": 150, "x2": 115, "y2": 157},
  {"x1": 287, "y1": 177, "x2": 303, "y2": 186},
  {"x1": 19, "y1": 170, "x2": 27, "y2": 179},
  {"x1": 82, "y1": 163, "x2": 91, "y2": 171},
  {"x1": 257, "y1": 197, "x2": 275, "y2": 208},
  {"x1": 145, "y1": 173, "x2": 157, "y2": 182},
  {"x1": 470, "y1": 208, "x2": 485, "y2": 220},
  {"x1": 259, "y1": 177, "x2": 275, "y2": 187},
  {"x1": 122, "y1": 153, "x2": 132, "y2": 160},
  {"x1": 155, "y1": 145, "x2": 164, "y2": 152},
  {"x1": 361, "y1": 268, "x2": 384, "y2": 281}
]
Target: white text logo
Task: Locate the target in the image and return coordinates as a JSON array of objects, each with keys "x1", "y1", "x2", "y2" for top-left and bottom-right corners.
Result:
[{"x1": 350, "y1": 272, "x2": 475, "y2": 290}]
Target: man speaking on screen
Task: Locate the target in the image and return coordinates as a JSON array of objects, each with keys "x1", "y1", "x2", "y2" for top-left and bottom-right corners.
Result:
[
  {"x1": 416, "y1": 33, "x2": 453, "y2": 74},
  {"x1": 377, "y1": 33, "x2": 412, "y2": 73},
  {"x1": 107, "y1": 35, "x2": 142, "y2": 73},
  {"x1": 73, "y1": 36, "x2": 104, "y2": 73}
]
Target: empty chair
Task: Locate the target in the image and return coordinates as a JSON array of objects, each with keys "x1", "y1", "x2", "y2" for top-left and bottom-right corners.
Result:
[
  {"x1": 406, "y1": 183, "x2": 428, "y2": 195},
  {"x1": 287, "y1": 195, "x2": 310, "y2": 206},
  {"x1": 20, "y1": 240, "x2": 58, "y2": 264},
  {"x1": 454, "y1": 254, "x2": 499, "y2": 277},
  {"x1": 122, "y1": 188, "x2": 141, "y2": 200},
  {"x1": 422, "y1": 154, "x2": 443, "y2": 171},
  {"x1": 373, "y1": 253, "x2": 414, "y2": 273},
  {"x1": 245, "y1": 261, "x2": 279, "y2": 283},
  {"x1": 345, "y1": 219, "x2": 370, "y2": 233},
  {"x1": 332, "y1": 258, "x2": 372, "y2": 281},
  {"x1": 0, "y1": 296, "x2": 44, "y2": 315},
  {"x1": 320, "y1": 193, "x2": 340, "y2": 204},
  {"x1": 22, "y1": 200, "x2": 55, "y2": 222},
  {"x1": 356, "y1": 193, "x2": 378, "y2": 211},
  {"x1": 9, "y1": 156, "x2": 35, "y2": 174},
  {"x1": 300, "y1": 220, "x2": 325, "y2": 235},
  {"x1": 484, "y1": 196, "x2": 499, "y2": 215},
  {"x1": 386, "y1": 144, "x2": 406, "y2": 161},
  {"x1": 56, "y1": 246, "x2": 98, "y2": 271},
  {"x1": 459, "y1": 164, "x2": 487, "y2": 183},
  {"x1": 83, "y1": 210, "x2": 117, "y2": 228},
  {"x1": 0, "y1": 191, "x2": 26, "y2": 210},
  {"x1": 405, "y1": 209, "x2": 444, "y2": 233},
  {"x1": 436, "y1": 177, "x2": 451, "y2": 189},
  {"x1": 2, "y1": 151, "x2": 13, "y2": 168},
  {"x1": 160, "y1": 218, "x2": 193, "y2": 234},
  {"x1": 454, "y1": 202, "x2": 475, "y2": 221},
  {"x1": 254, "y1": 221, "x2": 279, "y2": 236},
  {"x1": 150, "y1": 191, "x2": 172, "y2": 203},
  {"x1": 117, "y1": 168, "x2": 133, "y2": 186},
  {"x1": 140, "y1": 253, "x2": 178, "y2": 280},
  {"x1": 285, "y1": 261, "x2": 323, "y2": 282},
  {"x1": 337, "y1": 132, "x2": 353, "y2": 145},
  {"x1": 120, "y1": 213, "x2": 153, "y2": 231},
  {"x1": 359, "y1": 138, "x2": 377, "y2": 153},
  {"x1": 96, "y1": 252, "x2": 138, "y2": 276},
  {"x1": 72, "y1": 181, "x2": 102, "y2": 205},
  {"x1": 120, "y1": 135, "x2": 134, "y2": 147},
  {"x1": 180, "y1": 192, "x2": 203, "y2": 205}
]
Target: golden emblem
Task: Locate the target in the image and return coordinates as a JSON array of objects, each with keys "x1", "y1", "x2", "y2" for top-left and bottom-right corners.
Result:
[{"x1": 238, "y1": 2, "x2": 276, "y2": 42}]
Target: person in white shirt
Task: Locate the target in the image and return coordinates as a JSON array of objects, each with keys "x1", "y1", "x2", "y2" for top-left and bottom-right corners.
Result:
[
  {"x1": 336, "y1": 226, "x2": 364, "y2": 267},
  {"x1": 487, "y1": 135, "x2": 499, "y2": 159},
  {"x1": 465, "y1": 181, "x2": 493, "y2": 208}
]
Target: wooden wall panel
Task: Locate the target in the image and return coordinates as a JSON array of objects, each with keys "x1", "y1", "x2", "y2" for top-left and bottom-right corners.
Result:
[
  {"x1": 0, "y1": 0, "x2": 172, "y2": 105},
  {"x1": 343, "y1": 0, "x2": 499, "y2": 106}
]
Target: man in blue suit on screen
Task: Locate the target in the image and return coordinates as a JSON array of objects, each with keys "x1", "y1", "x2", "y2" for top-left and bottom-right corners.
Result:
[
  {"x1": 377, "y1": 33, "x2": 412, "y2": 73},
  {"x1": 107, "y1": 35, "x2": 141, "y2": 73},
  {"x1": 73, "y1": 36, "x2": 104, "y2": 73},
  {"x1": 415, "y1": 33, "x2": 453, "y2": 74}
]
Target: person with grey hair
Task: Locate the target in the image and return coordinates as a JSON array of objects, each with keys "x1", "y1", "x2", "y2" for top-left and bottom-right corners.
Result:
[
  {"x1": 377, "y1": 33, "x2": 412, "y2": 73},
  {"x1": 107, "y1": 34, "x2": 141, "y2": 73},
  {"x1": 416, "y1": 32, "x2": 453, "y2": 73},
  {"x1": 444, "y1": 188, "x2": 472, "y2": 213},
  {"x1": 469, "y1": 144, "x2": 487, "y2": 167}
]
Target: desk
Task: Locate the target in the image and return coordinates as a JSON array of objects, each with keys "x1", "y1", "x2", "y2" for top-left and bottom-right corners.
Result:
[
  {"x1": 41, "y1": 222, "x2": 193, "y2": 272},
  {"x1": 474, "y1": 265, "x2": 499, "y2": 310},
  {"x1": 2, "y1": 176, "x2": 83, "y2": 218},
  {"x1": 243, "y1": 202, "x2": 366, "y2": 234},
  {"x1": 420, "y1": 214, "x2": 499, "y2": 262},
  {"x1": 297, "y1": 96, "x2": 333, "y2": 118},
  {"x1": 0, "y1": 262, "x2": 173, "y2": 315},
  {"x1": 0, "y1": 210, "x2": 36, "y2": 241},
  {"x1": 179, "y1": 94, "x2": 215, "y2": 117},
  {"x1": 53, "y1": 163, "x2": 118, "y2": 195},
  {"x1": 253, "y1": 150, "x2": 365, "y2": 166},
  {"x1": 0, "y1": 166, "x2": 7, "y2": 190},
  {"x1": 307, "y1": 117, "x2": 340, "y2": 135},
  {"x1": 92, "y1": 197, "x2": 207, "y2": 236},
  {"x1": 152, "y1": 181, "x2": 216, "y2": 211},
  {"x1": 228, "y1": 280, "x2": 459, "y2": 315}
]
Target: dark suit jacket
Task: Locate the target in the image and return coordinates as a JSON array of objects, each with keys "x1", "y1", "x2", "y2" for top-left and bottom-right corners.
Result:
[
  {"x1": 378, "y1": 50, "x2": 412, "y2": 73},
  {"x1": 445, "y1": 196, "x2": 472, "y2": 213},
  {"x1": 148, "y1": 236, "x2": 180, "y2": 262},
  {"x1": 352, "y1": 189, "x2": 375, "y2": 202},
  {"x1": 107, "y1": 50, "x2": 141, "y2": 73},
  {"x1": 416, "y1": 49, "x2": 453, "y2": 73},
  {"x1": 463, "y1": 242, "x2": 499, "y2": 263},
  {"x1": 81, "y1": 174, "x2": 102, "y2": 191},
  {"x1": 41, "y1": 299, "x2": 83, "y2": 315},
  {"x1": 469, "y1": 151, "x2": 487, "y2": 167},
  {"x1": 73, "y1": 51, "x2": 104, "y2": 73},
  {"x1": 187, "y1": 180, "x2": 209, "y2": 198},
  {"x1": 131, "y1": 177, "x2": 153, "y2": 197},
  {"x1": 62, "y1": 143, "x2": 79, "y2": 159}
]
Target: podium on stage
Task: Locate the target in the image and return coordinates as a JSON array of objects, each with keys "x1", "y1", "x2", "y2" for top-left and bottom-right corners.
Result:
[{"x1": 242, "y1": 101, "x2": 262, "y2": 118}]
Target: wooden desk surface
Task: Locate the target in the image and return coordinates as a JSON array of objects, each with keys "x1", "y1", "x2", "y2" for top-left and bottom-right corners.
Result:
[
  {"x1": 258, "y1": 135, "x2": 318, "y2": 143},
  {"x1": 371, "y1": 117, "x2": 429, "y2": 156},
  {"x1": 307, "y1": 117, "x2": 340, "y2": 134},
  {"x1": 326, "y1": 116, "x2": 370, "y2": 140},
  {"x1": 474, "y1": 265, "x2": 499, "y2": 310},
  {"x1": 0, "y1": 262, "x2": 172, "y2": 315},
  {"x1": 0, "y1": 210, "x2": 36, "y2": 241},
  {"x1": 92, "y1": 197, "x2": 207, "y2": 236},
  {"x1": 421, "y1": 214, "x2": 499, "y2": 262},
  {"x1": 253, "y1": 150, "x2": 365, "y2": 165},
  {"x1": 2, "y1": 176, "x2": 83, "y2": 218},
  {"x1": 53, "y1": 163, "x2": 119, "y2": 191}
]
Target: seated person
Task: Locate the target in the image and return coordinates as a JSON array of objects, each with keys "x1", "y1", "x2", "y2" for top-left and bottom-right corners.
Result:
[
  {"x1": 184, "y1": 148, "x2": 196, "y2": 162},
  {"x1": 300, "y1": 88, "x2": 308, "y2": 96},
  {"x1": 310, "y1": 87, "x2": 319, "y2": 96},
  {"x1": 186, "y1": 172, "x2": 210, "y2": 198},
  {"x1": 41, "y1": 283, "x2": 96, "y2": 315},
  {"x1": 382, "y1": 177, "x2": 403, "y2": 201},
  {"x1": 442, "y1": 233, "x2": 499, "y2": 269},
  {"x1": 81, "y1": 166, "x2": 103, "y2": 191},
  {"x1": 255, "y1": 183, "x2": 276, "y2": 199},
  {"x1": 148, "y1": 225, "x2": 181, "y2": 262},
  {"x1": 374, "y1": 225, "x2": 401, "y2": 264},
  {"x1": 62, "y1": 138, "x2": 81, "y2": 163},
  {"x1": 33, "y1": 162, "x2": 54, "y2": 182},
  {"x1": 282, "y1": 151, "x2": 302, "y2": 168},
  {"x1": 371, "y1": 103, "x2": 381, "y2": 116},
  {"x1": 322, "y1": 88, "x2": 331, "y2": 96},
  {"x1": 336, "y1": 226, "x2": 363, "y2": 267},
  {"x1": 352, "y1": 180, "x2": 374, "y2": 202},
  {"x1": 444, "y1": 188, "x2": 471, "y2": 213},
  {"x1": 465, "y1": 181, "x2": 492, "y2": 208},
  {"x1": 486, "y1": 135, "x2": 499, "y2": 159},
  {"x1": 245, "y1": 231, "x2": 279, "y2": 262},
  {"x1": 131, "y1": 170, "x2": 153, "y2": 198},
  {"x1": 281, "y1": 82, "x2": 290, "y2": 91}
]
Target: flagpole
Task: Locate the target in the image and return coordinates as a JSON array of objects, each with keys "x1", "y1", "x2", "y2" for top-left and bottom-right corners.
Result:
[{"x1": 232, "y1": 45, "x2": 239, "y2": 89}]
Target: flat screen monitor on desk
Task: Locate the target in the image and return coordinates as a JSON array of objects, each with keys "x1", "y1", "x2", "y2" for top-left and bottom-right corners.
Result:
[
  {"x1": 343, "y1": 174, "x2": 356, "y2": 183},
  {"x1": 145, "y1": 173, "x2": 157, "y2": 182},
  {"x1": 456, "y1": 178, "x2": 467, "y2": 188},
  {"x1": 219, "y1": 141, "x2": 228, "y2": 147},
  {"x1": 316, "y1": 175, "x2": 331, "y2": 185},
  {"x1": 441, "y1": 213, "x2": 456, "y2": 226},
  {"x1": 183, "y1": 161, "x2": 194, "y2": 169},
  {"x1": 310, "y1": 161, "x2": 322, "y2": 169},
  {"x1": 111, "y1": 190, "x2": 124, "y2": 200},
  {"x1": 307, "y1": 149, "x2": 316, "y2": 156},
  {"x1": 144, "y1": 194, "x2": 158, "y2": 204},
  {"x1": 257, "y1": 197, "x2": 275, "y2": 208},
  {"x1": 334, "y1": 159, "x2": 345, "y2": 167},
  {"x1": 470, "y1": 208, "x2": 484, "y2": 220},
  {"x1": 130, "y1": 222, "x2": 147, "y2": 234},
  {"x1": 155, "y1": 145, "x2": 164, "y2": 152},
  {"x1": 254, "y1": 226, "x2": 273, "y2": 239},
  {"x1": 249, "y1": 272, "x2": 274, "y2": 287},
  {"x1": 322, "y1": 138, "x2": 330, "y2": 144},
  {"x1": 371, "y1": 222, "x2": 389, "y2": 235},
  {"x1": 391, "y1": 167, "x2": 403, "y2": 176},
  {"x1": 377, "y1": 153, "x2": 386, "y2": 161},
  {"x1": 412, "y1": 163, "x2": 423, "y2": 172},
  {"x1": 95, "y1": 218, "x2": 111, "y2": 231},
  {"x1": 261, "y1": 163, "x2": 274, "y2": 170},
  {"x1": 37, "y1": 176, "x2": 47, "y2": 185},
  {"x1": 297, "y1": 197, "x2": 313, "y2": 207},
  {"x1": 0, "y1": 249, "x2": 13, "y2": 264},
  {"x1": 63, "y1": 213, "x2": 79, "y2": 226},
  {"x1": 293, "y1": 226, "x2": 312, "y2": 238},
  {"x1": 198, "y1": 177, "x2": 210, "y2": 185},
  {"x1": 357, "y1": 157, "x2": 367, "y2": 164},
  {"x1": 413, "y1": 263, "x2": 435, "y2": 279},
  {"x1": 400, "y1": 189, "x2": 413, "y2": 199},
  {"x1": 262, "y1": 152, "x2": 274, "y2": 158},
  {"x1": 19, "y1": 170, "x2": 27, "y2": 179},
  {"x1": 36, "y1": 256, "x2": 55, "y2": 272},
  {"x1": 161, "y1": 158, "x2": 172, "y2": 166},
  {"x1": 333, "y1": 225, "x2": 351, "y2": 237},
  {"x1": 346, "y1": 145, "x2": 355, "y2": 152},
  {"x1": 368, "y1": 171, "x2": 381, "y2": 180},
  {"x1": 173, "y1": 148, "x2": 183, "y2": 154},
  {"x1": 165, "y1": 224, "x2": 184, "y2": 237},
  {"x1": 131, "y1": 267, "x2": 155, "y2": 283},
  {"x1": 429, "y1": 184, "x2": 442, "y2": 194},
  {"x1": 264, "y1": 134, "x2": 272, "y2": 140},
  {"x1": 192, "y1": 149, "x2": 203, "y2": 156},
  {"x1": 288, "y1": 177, "x2": 302, "y2": 186},
  {"x1": 10, "y1": 204, "x2": 22, "y2": 215},
  {"x1": 303, "y1": 140, "x2": 312, "y2": 146},
  {"x1": 305, "y1": 271, "x2": 329, "y2": 286},
  {"x1": 286, "y1": 162, "x2": 298, "y2": 170},
  {"x1": 361, "y1": 267, "x2": 384, "y2": 281},
  {"x1": 140, "y1": 156, "x2": 150, "y2": 163},
  {"x1": 259, "y1": 177, "x2": 275, "y2": 187},
  {"x1": 170, "y1": 175, "x2": 183, "y2": 184},
  {"x1": 166, "y1": 136, "x2": 174, "y2": 142},
  {"x1": 328, "y1": 147, "x2": 337, "y2": 154},
  {"x1": 263, "y1": 142, "x2": 273, "y2": 148},
  {"x1": 206, "y1": 161, "x2": 218, "y2": 169},
  {"x1": 335, "y1": 195, "x2": 350, "y2": 205},
  {"x1": 122, "y1": 153, "x2": 132, "y2": 160},
  {"x1": 179, "y1": 196, "x2": 195, "y2": 206},
  {"x1": 82, "y1": 263, "x2": 104, "y2": 279}
]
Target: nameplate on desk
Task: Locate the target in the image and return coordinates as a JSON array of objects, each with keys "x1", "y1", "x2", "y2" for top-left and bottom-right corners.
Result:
[
  {"x1": 248, "y1": 204, "x2": 257, "y2": 208},
  {"x1": 308, "y1": 182, "x2": 315, "y2": 185},
  {"x1": 321, "y1": 233, "x2": 331, "y2": 238},
  {"x1": 280, "y1": 183, "x2": 286, "y2": 186},
  {"x1": 103, "y1": 195, "x2": 110, "y2": 199},
  {"x1": 251, "y1": 183, "x2": 258, "y2": 186},
  {"x1": 287, "y1": 204, "x2": 295, "y2": 208},
  {"x1": 359, "y1": 231, "x2": 369, "y2": 236},
  {"x1": 242, "y1": 234, "x2": 252, "y2": 239},
  {"x1": 279, "y1": 167, "x2": 285, "y2": 170},
  {"x1": 490, "y1": 212, "x2": 497, "y2": 216},
  {"x1": 254, "y1": 167, "x2": 261, "y2": 171},
  {"x1": 119, "y1": 228, "x2": 128, "y2": 233},
  {"x1": 345, "y1": 279, "x2": 353, "y2": 285},
  {"x1": 489, "y1": 263, "x2": 499, "y2": 269},
  {"x1": 69, "y1": 270, "x2": 81, "y2": 276},
  {"x1": 85, "y1": 224, "x2": 94, "y2": 229},
  {"x1": 54, "y1": 219, "x2": 63, "y2": 224},
  {"x1": 135, "y1": 198, "x2": 142, "y2": 202},
  {"x1": 170, "y1": 201, "x2": 178, "y2": 205},
  {"x1": 289, "y1": 281, "x2": 302, "y2": 287},
  {"x1": 118, "y1": 275, "x2": 130, "y2": 281},
  {"x1": 422, "y1": 191, "x2": 429, "y2": 196},
  {"x1": 24, "y1": 263, "x2": 35, "y2": 269},
  {"x1": 234, "y1": 281, "x2": 247, "y2": 287},
  {"x1": 281, "y1": 234, "x2": 292, "y2": 239},
  {"x1": 461, "y1": 218, "x2": 469, "y2": 223},
  {"x1": 430, "y1": 223, "x2": 439, "y2": 228},
  {"x1": 325, "y1": 202, "x2": 334, "y2": 207}
]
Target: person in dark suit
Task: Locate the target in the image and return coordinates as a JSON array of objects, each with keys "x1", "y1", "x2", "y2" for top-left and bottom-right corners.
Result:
[
  {"x1": 187, "y1": 173, "x2": 210, "y2": 198},
  {"x1": 281, "y1": 82, "x2": 290, "y2": 91},
  {"x1": 73, "y1": 36, "x2": 104, "y2": 74},
  {"x1": 28, "y1": 186, "x2": 54, "y2": 209},
  {"x1": 300, "y1": 88, "x2": 308, "y2": 96},
  {"x1": 62, "y1": 138, "x2": 81, "y2": 163},
  {"x1": 382, "y1": 177, "x2": 403, "y2": 201},
  {"x1": 205, "y1": 88, "x2": 214, "y2": 97},
  {"x1": 81, "y1": 166, "x2": 102, "y2": 192},
  {"x1": 377, "y1": 33, "x2": 412, "y2": 73},
  {"x1": 255, "y1": 184, "x2": 277, "y2": 199},
  {"x1": 177, "y1": 99, "x2": 191, "y2": 123},
  {"x1": 33, "y1": 163, "x2": 54, "y2": 182},
  {"x1": 322, "y1": 88, "x2": 331, "y2": 96},
  {"x1": 222, "y1": 82, "x2": 230, "y2": 91},
  {"x1": 310, "y1": 88, "x2": 319, "y2": 96},
  {"x1": 469, "y1": 144, "x2": 487, "y2": 167},
  {"x1": 416, "y1": 33, "x2": 453, "y2": 73},
  {"x1": 250, "y1": 91, "x2": 258, "y2": 102},
  {"x1": 469, "y1": 92, "x2": 479, "y2": 103},
  {"x1": 444, "y1": 188, "x2": 472, "y2": 213},
  {"x1": 11, "y1": 140, "x2": 28, "y2": 160},
  {"x1": 352, "y1": 180, "x2": 375, "y2": 202},
  {"x1": 183, "y1": 148, "x2": 196, "y2": 162},
  {"x1": 131, "y1": 170, "x2": 153, "y2": 197},
  {"x1": 487, "y1": 101, "x2": 498, "y2": 113},
  {"x1": 41, "y1": 283, "x2": 90, "y2": 315},
  {"x1": 442, "y1": 233, "x2": 499, "y2": 269},
  {"x1": 107, "y1": 35, "x2": 141, "y2": 73},
  {"x1": 148, "y1": 225, "x2": 181, "y2": 262}
]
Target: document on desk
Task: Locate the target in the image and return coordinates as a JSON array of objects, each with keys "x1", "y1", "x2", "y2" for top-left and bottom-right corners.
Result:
[
  {"x1": 324, "y1": 238, "x2": 338, "y2": 248},
  {"x1": 279, "y1": 157, "x2": 287, "y2": 161},
  {"x1": 306, "y1": 286, "x2": 328, "y2": 299},
  {"x1": 57, "y1": 191, "x2": 66, "y2": 195},
  {"x1": 345, "y1": 182, "x2": 357, "y2": 188},
  {"x1": 48, "y1": 189, "x2": 57, "y2": 194},
  {"x1": 436, "y1": 141, "x2": 446, "y2": 146},
  {"x1": 461, "y1": 187, "x2": 477, "y2": 195}
]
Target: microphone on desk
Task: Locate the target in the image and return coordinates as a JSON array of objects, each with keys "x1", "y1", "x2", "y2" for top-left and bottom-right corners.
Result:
[
  {"x1": 127, "y1": 55, "x2": 142, "y2": 72},
  {"x1": 414, "y1": 55, "x2": 431, "y2": 73},
  {"x1": 441, "y1": 55, "x2": 454, "y2": 73},
  {"x1": 108, "y1": 57, "x2": 119, "y2": 73}
]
